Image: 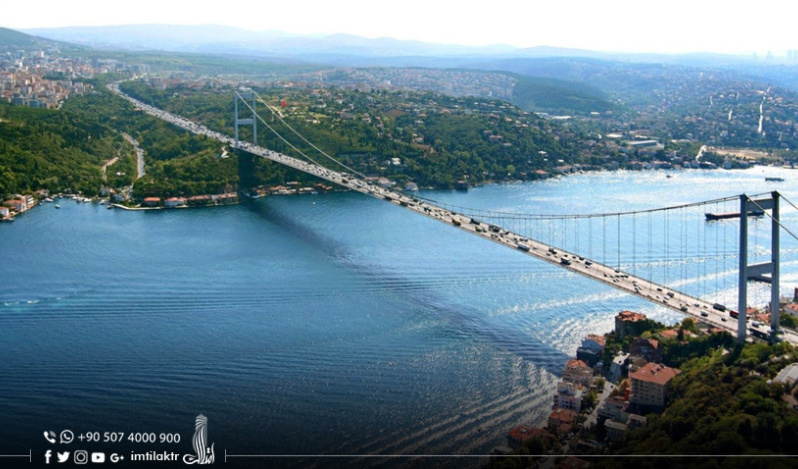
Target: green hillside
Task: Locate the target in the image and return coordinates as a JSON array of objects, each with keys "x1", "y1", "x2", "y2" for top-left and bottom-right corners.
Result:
[
  {"x1": 0, "y1": 27, "x2": 39, "y2": 46},
  {"x1": 510, "y1": 74, "x2": 615, "y2": 115}
]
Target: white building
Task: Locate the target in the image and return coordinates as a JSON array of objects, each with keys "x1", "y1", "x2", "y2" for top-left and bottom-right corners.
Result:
[
  {"x1": 774, "y1": 363, "x2": 798, "y2": 391},
  {"x1": 554, "y1": 380, "x2": 584, "y2": 413}
]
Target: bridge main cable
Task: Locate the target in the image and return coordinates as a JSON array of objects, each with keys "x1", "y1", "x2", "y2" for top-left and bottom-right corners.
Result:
[{"x1": 109, "y1": 81, "x2": 792, "y2": 344}]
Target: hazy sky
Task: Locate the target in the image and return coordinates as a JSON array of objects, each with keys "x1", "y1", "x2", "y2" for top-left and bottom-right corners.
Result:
[{"x1": 1, "y1": 0, "x2": 795, "y2": 55}]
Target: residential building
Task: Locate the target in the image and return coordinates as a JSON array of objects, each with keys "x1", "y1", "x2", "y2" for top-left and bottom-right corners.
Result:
[
  {"x1": 582, "y1": 334, "x2": 606, "y2": 351},
  {"x1": 164, "y1": 197, "x2": 187, "y2": 208},
  {"x1": 629, "y1": 362, "x2": 681, "y2": 410},
  {"x1": 615, "y1": 310, "x2": 648, "y2": 339},
  {"x1": 577, "y1": 333, "x2": 606, "y2": 366},
  {"x1": 554, "y1": 380, "x2": 584, "y2": 413},
  {"x1": 609, "y1": 352, "x2": 629, "y2": 383},
  {"x1": 218, "y1": 193, "x2": 238, "y2": 204},
  {"x1": 659, "y1": 329, "x2": 679, "y2": 340},
  {"x1": 630, "y1": 337, "x2": 662, "y2": 363},
  {"x1": 604, "y1": 419, "x2": 628, "y2": 441},
  {"x1": 627, "y1": 413, "x2": 647, "y2": 429},
  {"x1": 598, "y1": 395, "x2": 628, "y2": 421},
  {"x1": 143, "y1": 197, "x2": 161, "y2": 207},
  {"x1": 188, "y1": 195, "x2": 212, "y2": 206},
  {"x1": 8, "y1": 199, "x2": 26, "y2": 212},
  {"x1": 563, "y1": 359, "x2": 593, "y2": 387},
  {"x1": 547, "y1": 408, "x2": 577, "y2": 436},
  {"x1": 506, "y1": 425, "x2": 550, "y2": 450}
]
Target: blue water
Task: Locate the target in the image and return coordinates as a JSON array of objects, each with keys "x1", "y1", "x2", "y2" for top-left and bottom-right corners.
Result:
[{"x1": 1, "y1": 167, "x2": 797, "y2": 467}]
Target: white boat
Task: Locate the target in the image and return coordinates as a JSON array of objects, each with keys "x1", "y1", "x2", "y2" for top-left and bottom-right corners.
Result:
[{"x1": 55, "y1": 204, "x2": 60, "y2": 209}]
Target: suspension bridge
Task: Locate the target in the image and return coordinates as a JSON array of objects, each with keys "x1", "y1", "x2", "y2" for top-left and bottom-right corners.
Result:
[{"x1": 108, "y1": 81, "x2": 798, "y2": 345}]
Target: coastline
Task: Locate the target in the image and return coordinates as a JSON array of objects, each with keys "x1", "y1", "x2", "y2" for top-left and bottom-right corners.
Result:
[
  {"x1": 2, "y1": 164, "x2": 793, "y2": 220},
  {"x1": 110, "y1": 201, "x2": 241, "y2": 211}
]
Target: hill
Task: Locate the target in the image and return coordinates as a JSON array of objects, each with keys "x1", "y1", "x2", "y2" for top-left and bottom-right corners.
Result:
[
  {"x1": 509, "y1": 74, "x2": 614, "y2": 114},
  {"x1": 0, "y1": 27, "x2": 40, "y2": 46}
]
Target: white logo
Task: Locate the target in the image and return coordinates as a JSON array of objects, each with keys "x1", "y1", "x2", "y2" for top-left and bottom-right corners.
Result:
[
  {"x1": 59, "y1": 430, "x2": 74, "y2": 444},
  {"x1": 183, "y1": 414, "x2": 215, "y2": 465},
  {"x1": 74, "y1": 450, "x2": 88, "y2": 465},
  {"x1": 57, "y1": 451, "x2": 70, "y2": 463}
]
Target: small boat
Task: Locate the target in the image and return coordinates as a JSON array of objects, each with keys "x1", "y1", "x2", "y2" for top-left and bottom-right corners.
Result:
[
  {"x1": 54, "y1": 204, "x2": 60, "y2": 209},
  {"x1": 765, "y1": 177, "x2": 785, "y2": 182}
]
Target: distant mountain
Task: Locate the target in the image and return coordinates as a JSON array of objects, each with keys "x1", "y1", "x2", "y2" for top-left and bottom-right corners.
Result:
[
  {"x1": 23, "y1": 24, "x2": 285, "y2": 52},
  {"x1": 15, "y1": 24, "x2": 798, "y2": 105},
  {"x1": 24, "y1": 24, "x2": 540, "y2": 59}
]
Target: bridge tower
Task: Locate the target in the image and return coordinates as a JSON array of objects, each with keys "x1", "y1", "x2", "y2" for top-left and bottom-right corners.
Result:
[
  {"x1": 234, "y1": 90, "x2": 257, "y2": 148},
  {"x1": 737, "y1": 191, "x2": 780, "y2": 342}
]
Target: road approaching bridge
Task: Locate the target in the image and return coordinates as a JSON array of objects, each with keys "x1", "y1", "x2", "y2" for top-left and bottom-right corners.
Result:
[{"x1": 108, "y1": 82, "x2": 798, "y2": 346}]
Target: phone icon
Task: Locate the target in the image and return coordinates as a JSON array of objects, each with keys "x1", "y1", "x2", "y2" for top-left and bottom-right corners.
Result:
[{"x1": 44, "y1": 431, "x2": 57, "y2": 444}]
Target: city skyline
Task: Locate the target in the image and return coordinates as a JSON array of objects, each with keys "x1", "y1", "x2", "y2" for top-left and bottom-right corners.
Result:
[{"x1": 1, "y1": 0, "x2": 797, "y2": 56}]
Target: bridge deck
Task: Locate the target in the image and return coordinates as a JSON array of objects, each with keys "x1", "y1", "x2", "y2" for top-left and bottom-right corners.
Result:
[{"x1": 111, "y1": 82, "x2": 794, "y2": 344}]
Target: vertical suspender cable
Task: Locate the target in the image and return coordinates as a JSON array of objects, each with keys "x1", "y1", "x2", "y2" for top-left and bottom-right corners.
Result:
[
  {"x1": 617, "y1": 214, "x2": 621, "y2": 271},
  {"x1": 632, "y1": 214, "x2": 637, "y2": 277},
  {"x1": 603, "y1": 215, "x2": 607, "y2": 267},
  {"x1": 649, "y1": 211, "x2": 653, "y2": 290}
]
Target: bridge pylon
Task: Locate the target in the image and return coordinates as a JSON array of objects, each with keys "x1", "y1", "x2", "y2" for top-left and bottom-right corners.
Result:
[
  {"x1": 234, "y1": 90, "x2": 257, "y2": 148},
  {"x1": 738, "y1": 191, "x2": 780, "y2": 342}
]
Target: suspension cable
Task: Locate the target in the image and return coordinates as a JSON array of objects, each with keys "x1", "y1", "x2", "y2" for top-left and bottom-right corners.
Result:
[
  {"x1": 235, "y1": 92, "x2": 329, "y2": 169},
  {"x1": 412, "y1": 192, "x2": 751, "y2": 221},
  {"x1": 747, "y1": 196, "x2": 798, "y2": 243},
  {"x1": 251, "y1": 91, "x2": 369, "y2": 180}
]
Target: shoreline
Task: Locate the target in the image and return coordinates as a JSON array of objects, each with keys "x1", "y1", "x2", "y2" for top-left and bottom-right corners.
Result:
[
  {"x1": 2, "y1": 164, "x2": 792, "y2": 220},
  {"x1": 110, "y1": 201, "x2": 242, "y2": 211}
]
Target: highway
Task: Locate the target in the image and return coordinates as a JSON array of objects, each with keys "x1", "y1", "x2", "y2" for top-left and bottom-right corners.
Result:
[
  {"x1": 108, "y1": 81, "x2": 798, "y2": 346},
  {"x1": 121, "y1": 132, "x2": 146, "y2": 179}
]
